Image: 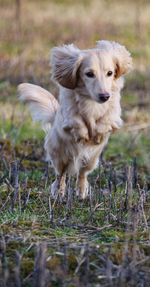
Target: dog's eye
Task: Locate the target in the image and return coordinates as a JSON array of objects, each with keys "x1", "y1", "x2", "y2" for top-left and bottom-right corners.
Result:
[
  {"x1": 107, "y1": 71, "x2": 113, "y2": 77},
  {"x1": 85, "y1": 71, "x2": 95, "y2": 78}
]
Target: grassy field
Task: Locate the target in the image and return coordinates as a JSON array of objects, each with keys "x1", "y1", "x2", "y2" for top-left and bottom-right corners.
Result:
[{"x1": 0, "y1": 0, "x2": 150, "y2": 286}]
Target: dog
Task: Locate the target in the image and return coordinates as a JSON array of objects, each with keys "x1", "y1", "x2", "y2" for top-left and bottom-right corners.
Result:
[{"x1": 18, "y1": 40, "x2": 132, "y2": 199}]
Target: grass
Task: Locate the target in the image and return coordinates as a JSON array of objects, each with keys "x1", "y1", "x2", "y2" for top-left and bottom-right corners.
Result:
[
  {"x1": 0, "y1": 0, "x2": 150, "y2": 285},
  {"x1": 0, "y1": 111, "x2": 149, "y2": 285}
]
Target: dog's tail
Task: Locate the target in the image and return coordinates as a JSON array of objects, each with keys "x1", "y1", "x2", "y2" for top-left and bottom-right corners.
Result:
[{"x1": 18, "y1": 83, "x2": 59, "y2": 131}]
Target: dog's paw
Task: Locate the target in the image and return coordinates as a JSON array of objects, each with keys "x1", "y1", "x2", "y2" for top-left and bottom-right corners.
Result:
[
  {"x1": 63, "y1": 124, "x2": 89, "y2": 143},
  {"x1": 50, "y1": 179, "x2": 66, "y2": 200},
  {"x1": 50, "y1": 179, "x2": 59, "y2": 199},
  {"x1": 72, "y1": 128, "x2": 89, "y2": 143},
  {"x1": 111, "y1": 118, "x2": 123, "y2": 131},
  {"x1": 76, "y1": 182, "x2": 89, "y2": 200},
  {"x1": 58, "y1": 185, "x2": 66, "y2": 198},
  {"x1": 96, "y1": 123, "x2": 112, "y2": 134},
  {"x1": 77, "y1": 136, "x2": 89, "y2": 144},
  {"x1": 93, "y1": 133, "x2": 104, "y2": 144}
]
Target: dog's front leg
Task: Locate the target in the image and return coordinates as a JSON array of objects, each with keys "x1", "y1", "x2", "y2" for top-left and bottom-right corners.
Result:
[
  {"x1": 51, "y1": 172, "x2": 66, "y2": 199},
  {"x1": 63, "y1": 118, "x2": 89, "y2": 143},
  {"x1": 58, "y1": 173, "x2": 66, "y2": 197},
  {"x1": 94, "y1": 117, "x2": 123, "y2": 144},
  {"x1": 76, "y1": 172, "x2": 89, "y2": 199},
  {"x1": 81, "y1": 116, "x2": 97, "y2": 140}
]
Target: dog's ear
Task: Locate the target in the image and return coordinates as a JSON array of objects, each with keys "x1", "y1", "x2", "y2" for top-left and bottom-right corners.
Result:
[
  {"x1": 51, "y1": 44, "x2": 82, "y2": 89},
  {"x1": 96, "y1": 40, "x2": 132, "y2": 78},
  {"x1": 112, "y1": 42, "x2": 133, "y2": 78}
]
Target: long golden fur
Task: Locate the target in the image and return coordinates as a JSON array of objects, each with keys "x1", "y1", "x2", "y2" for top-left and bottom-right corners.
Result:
[{"x1": 18, "y1": 40, "x2": 132, "y2": 199}]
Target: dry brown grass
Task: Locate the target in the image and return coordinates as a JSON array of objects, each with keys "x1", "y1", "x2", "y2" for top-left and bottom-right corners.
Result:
[{"x1": 0, "y1": 0, "x2": 150, "y2": 81}]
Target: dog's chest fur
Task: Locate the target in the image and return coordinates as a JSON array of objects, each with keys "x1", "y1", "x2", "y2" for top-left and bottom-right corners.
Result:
[
  {"x1": 75, "y1": 90, "x2": 122, "y2": 137},
  {"x1": 46, "y1": 88, "x2": 122, "y2": 175},
  {"x1": 59, "y1": 88, "x2": 122, "y2": 139}
]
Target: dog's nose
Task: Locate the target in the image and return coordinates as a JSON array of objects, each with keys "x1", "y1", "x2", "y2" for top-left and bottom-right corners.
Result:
[{"x1": 98, "y1": 93, "x2": 110, "y2": 103}]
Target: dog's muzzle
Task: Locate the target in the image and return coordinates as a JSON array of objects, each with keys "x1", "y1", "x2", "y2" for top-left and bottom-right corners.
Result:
[{"x1": 98, "y1": 93, "x2": 110, "y2": 103}]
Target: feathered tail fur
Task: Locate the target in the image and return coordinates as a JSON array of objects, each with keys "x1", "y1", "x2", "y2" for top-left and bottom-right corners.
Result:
[{"x1": 18, "y1": 83, "x2": 59, "y2": 130}]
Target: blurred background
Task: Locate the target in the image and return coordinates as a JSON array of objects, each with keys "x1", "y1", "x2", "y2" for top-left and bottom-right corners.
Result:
[
  {"x1": 0, "y1": 0, "x2": 149, "y2": 168},
  {"x1": 1, "y1": 0, "x2": 150, "y2": 86}
]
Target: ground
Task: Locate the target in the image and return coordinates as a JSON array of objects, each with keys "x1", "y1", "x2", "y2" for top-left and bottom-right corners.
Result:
[{"x1": 0, "y1": 0, "x2": 150, "y2": 286}]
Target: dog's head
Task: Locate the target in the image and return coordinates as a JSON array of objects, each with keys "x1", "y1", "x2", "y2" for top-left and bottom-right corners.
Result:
[{"x1": 51, "y1": 41, "x2": 132, "y2": 103}]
